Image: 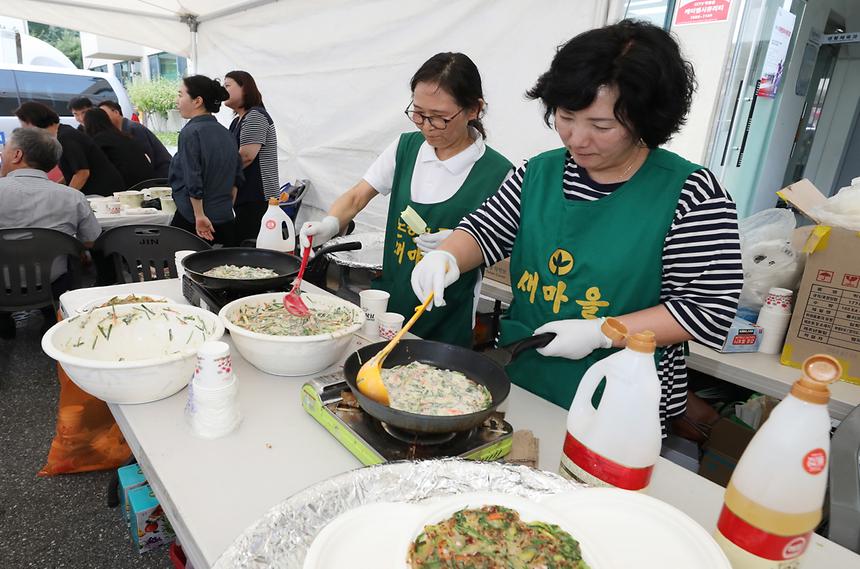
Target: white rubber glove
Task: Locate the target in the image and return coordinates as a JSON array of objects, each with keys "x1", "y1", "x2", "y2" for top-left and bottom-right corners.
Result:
[
  {"x1": 299, "y1": 215, "x2": 340, "y2": 251},
  {"x1": 410, "y1": 250, "x2": 460, "y2": 310},
  {"x1": 414, "y1": 229, "x2": 454, "y2": 253},
  {"x1": 534, "y1": 317, "x2": 612, "y2": 360}
]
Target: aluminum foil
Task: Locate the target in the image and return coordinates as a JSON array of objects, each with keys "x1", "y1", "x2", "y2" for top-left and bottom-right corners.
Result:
[
  {"x1": 324, "y1": 232, "x2": 385, "y2": 270},
  {"x1": 214, "y1": 459, "x2": 583, "y2": 569}
]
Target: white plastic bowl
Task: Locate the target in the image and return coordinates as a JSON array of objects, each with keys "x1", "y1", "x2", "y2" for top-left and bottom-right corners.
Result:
[
  {"x1": 219, "y1": 292, "x2": 365, "y2": 376},
  {"x1": 42, "y1": 303, "x2": 224, "y2": 404},
  {"x1": 76, "y1": 293, "x2": 173, "y2": 314}
]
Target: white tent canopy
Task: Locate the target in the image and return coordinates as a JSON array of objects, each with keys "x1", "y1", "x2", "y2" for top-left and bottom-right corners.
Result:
[{"x1": 2, "y1": 0, "x2": 625, "y2": 229}]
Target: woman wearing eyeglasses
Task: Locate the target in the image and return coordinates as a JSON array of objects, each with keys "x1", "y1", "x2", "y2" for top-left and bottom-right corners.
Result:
[{"x1": 299, "y1": 52, "x2": 512, "y2": 347}]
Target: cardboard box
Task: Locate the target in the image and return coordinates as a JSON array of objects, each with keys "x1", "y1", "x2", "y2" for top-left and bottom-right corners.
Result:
[
  {"x1": 484, "y1": 258, "x2": 510, "y2": 286},
  {"x1": 118, "y1": 464, "x2": 147, "y2": 528},
  {"x1": 719, "y1": 316, "x2": 764, "y2": 353},
  {"x1": 128, "y1": 484, "x2": 175, "y2": 554},
  {"x1": 777, "y1": 180, "x2": 860, "y2": 385},
  {"x1": 698, "y1": 418, "x2": 756, "y2": 487}
]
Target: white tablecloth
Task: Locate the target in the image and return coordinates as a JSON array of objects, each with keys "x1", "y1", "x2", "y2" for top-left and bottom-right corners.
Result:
[{"x1": 95, "y1": 211, "x2": 173, "y2": 229}]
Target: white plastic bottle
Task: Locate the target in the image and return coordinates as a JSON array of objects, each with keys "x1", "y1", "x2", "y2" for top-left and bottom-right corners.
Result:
[
  {"x1": 256, "y1": 197, "x2": 296, "y2": 253},
  {"x1": 714, "y1": 355, "x2": 840, "y2": 568},
  {"x1": 559, "y1": 320, "x2": 662, "y2": 491}
]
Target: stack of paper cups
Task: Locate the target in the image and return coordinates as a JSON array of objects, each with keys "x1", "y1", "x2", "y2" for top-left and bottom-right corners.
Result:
[
  {"x1": 185, "y1": 341, "x2": 241, "y2": 438},
  {"x1": 757, "y1": 287, "x2": 793, "y2": 354}
]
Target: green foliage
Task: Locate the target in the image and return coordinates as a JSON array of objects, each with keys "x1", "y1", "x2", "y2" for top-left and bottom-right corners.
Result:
[
  {"x1": 27, "y1": 23, "x2": 82, "y2": 68},
  {"x1": 154, "y1": 131, "x2": 179, "y2": 148},
  {"x1": 126, "y1": 77, "x2": 180, "y2": 116}
]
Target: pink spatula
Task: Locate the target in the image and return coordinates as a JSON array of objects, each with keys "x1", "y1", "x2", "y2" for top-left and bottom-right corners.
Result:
[{"x1": 283, "y1": 236, "x2": 312, "y2": 317}]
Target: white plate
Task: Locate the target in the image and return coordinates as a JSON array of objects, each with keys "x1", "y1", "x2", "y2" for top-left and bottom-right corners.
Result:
[
  {"x1": 302, "y1": 488, "x2": 730, "y2": 569},
  {"x1": 76, "y1": 294, "x2": 174, "y2": 314},
  {"x1": 123, "y1": 207, "x2": 159, "y2": 215}
]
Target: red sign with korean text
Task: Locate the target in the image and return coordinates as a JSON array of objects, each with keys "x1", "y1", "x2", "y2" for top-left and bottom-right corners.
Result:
[{"x1": 674, "y1": 0, "x2": 731, "y2": 26}]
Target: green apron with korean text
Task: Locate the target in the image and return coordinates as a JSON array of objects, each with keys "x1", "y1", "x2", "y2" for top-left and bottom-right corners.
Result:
[
  {"x1": 498, "y1": 147, "x2": 699, "y2": 408},
  {"x1": 374, "y1": 131, "x2": 512, "y2": 347}
]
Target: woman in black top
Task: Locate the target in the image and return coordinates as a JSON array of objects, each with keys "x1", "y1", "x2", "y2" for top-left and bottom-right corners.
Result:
[
  {"x1": 224, "y1": 70, "x2": 280, "y2": 243},
  {"x1": 169, "y1": 75, "x2": 243, "y2": 246},
  {"x1": 83, "y1": 108, "x2": 155, "y2": 189}
]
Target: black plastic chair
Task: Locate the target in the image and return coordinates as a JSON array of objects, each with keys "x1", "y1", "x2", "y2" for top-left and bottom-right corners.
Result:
[
  {"x1": 93, "y1": 225, "x2": 210, "y2": 284},
  {"x1": 0, "y1": 228, "x2": 84, "y2": 313}
]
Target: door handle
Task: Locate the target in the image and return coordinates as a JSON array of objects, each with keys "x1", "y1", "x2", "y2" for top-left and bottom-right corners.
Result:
[{"x1": 736, "y1": 79, "x2": 762, "y2": 168}]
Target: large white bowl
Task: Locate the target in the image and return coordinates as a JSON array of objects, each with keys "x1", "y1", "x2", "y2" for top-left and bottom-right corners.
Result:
[
  {"x1": 219, "y1": 292, "x2": 365, "y2": 376},
  {"x1": 42, "y1": 303, "x2": 224, "y2": 404}
]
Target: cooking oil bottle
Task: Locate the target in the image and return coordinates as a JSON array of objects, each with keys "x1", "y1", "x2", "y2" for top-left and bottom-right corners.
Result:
[
  {"x1": 559, "y1": 319, "x2": 662, "y2": 491},
  {"x1": 256, "y1": 197, "x2": 296, "y2": 253},
  {"x1": 714, "y1": 354, "x2": 840, "y2": 568}
]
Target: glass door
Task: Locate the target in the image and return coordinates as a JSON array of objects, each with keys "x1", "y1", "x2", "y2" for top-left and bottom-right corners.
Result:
[{"x1": 706, "y1": 0, "x2": 804, "y2": 218}]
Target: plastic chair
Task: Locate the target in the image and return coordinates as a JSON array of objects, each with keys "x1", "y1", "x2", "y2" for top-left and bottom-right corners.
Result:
[
  {"x1": 0, "y1": 228, "x2": 84, "y2": 312},
  {"x1": 93, "y1": 225, "x2": 210, "y2": 284}
]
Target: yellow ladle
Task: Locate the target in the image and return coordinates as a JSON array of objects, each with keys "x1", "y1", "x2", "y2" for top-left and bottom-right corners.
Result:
[{"x1": 355, "y1": 292, "x2": 434, "y2": 405}]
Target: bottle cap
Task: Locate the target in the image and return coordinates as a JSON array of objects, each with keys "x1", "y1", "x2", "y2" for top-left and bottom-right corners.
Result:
[
  {"x1": 601, "y1": 317, "x2": 627, "y2": 343},
  {"x1": 790, "y1": 354, "x2": 841, "y2": 404},
  {"x1": 268, "y1": 197, "x2": 279, "y2": 206},
  {"x1": 627, "y1": 330, "x2": 657, "y2": 354}
]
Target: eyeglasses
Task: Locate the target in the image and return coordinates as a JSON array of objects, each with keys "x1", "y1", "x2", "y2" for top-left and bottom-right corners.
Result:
[{"x1": 404, "y1": 102, "x2": 464, "y2": 130}]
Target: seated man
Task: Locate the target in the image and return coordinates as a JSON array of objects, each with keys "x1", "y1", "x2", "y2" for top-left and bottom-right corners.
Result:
[
  {"x1": 0, "y1": 128, "x2": 101, "y2": 338},
  {"x1": 99, "y1": 100, "x2": 173, "y2": 179},
  {"x1": 69, "y1": 96, "x2": 93, "y2": 131},
  {"x1": 14, "y1": 101, "x2": 125, "y2": 196}
]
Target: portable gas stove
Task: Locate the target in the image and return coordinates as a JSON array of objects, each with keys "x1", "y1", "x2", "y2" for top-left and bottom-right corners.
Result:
[
  {"x1": 302, "y1": 373, "x2": 514, "y2": 466},
  {"x1": 182, "y1": 275, "x2": 289, "y2": 313}
]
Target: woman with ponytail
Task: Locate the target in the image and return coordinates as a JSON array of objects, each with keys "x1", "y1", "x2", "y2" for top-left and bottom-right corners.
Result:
[
  {"x1": 169, "y1": 75, "x2": 244, "y2": 245},
  {"x1": 299, "y1": 53, "x2": 512, "y2": 347}
]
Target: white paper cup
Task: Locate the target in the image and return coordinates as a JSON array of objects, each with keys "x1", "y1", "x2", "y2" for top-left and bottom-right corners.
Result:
[
  {"x1": 359, "y1": 289, "x2": 390, "y2": 335},
  {"x1": 160, "y1": 196, "x2": 176, "y2": 214},
  {"x1": 193, "y1": 341, "x2": 234, "y2": 389},
  {"x1": 756, "y1": 307, "x2": 793, "y2": 354},
  {"x1": 105, "y1": 201, "x2": 121, "y2": 215},
  {"x1": 763, "y1": 287, "x2": 793, "y2": 313},
  {"x1": 377, "y1": 312, "x2": 405, "y2": 340},
  {"x1": 186, "y1": 375, "x2": 241, "y2": 439},
  {"x1": 175, "y1": 250, "x2": 195, "y2": 279}
]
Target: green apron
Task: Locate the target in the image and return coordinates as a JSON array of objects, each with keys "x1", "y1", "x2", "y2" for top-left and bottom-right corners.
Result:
[
  {"x1": 374, "y1": 131, "x2": 512, "y2": 347},
  {"x1": 498, "y1": 147, "x2": 699, "y2": 408}
]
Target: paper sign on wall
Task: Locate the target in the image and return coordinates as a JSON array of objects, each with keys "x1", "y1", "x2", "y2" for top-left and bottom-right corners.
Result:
[
  {"x1": 674, "y1": 0, "x2": 731, "y2": 26},
  {"x1": 759, "y1": 7, "x2": 797, "y2": 98}
]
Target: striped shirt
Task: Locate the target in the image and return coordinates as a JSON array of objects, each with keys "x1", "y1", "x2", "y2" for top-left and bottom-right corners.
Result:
[
  {"x1": 237, "y1": 109, "x2": 280, "y2": 199},
  {"x1": 459, "y1": 152, "x2": 743, "y2": 435}
]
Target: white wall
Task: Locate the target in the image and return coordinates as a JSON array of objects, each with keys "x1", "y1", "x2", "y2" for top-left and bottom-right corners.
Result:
[{"x1": 662, "y1": 1, "x2": 742, "y2": 163}]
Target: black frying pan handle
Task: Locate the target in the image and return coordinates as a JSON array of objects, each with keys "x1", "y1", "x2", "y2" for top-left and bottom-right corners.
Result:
[
  {"x1": 507, "y1": 332, "x2": 556, "y2": 361},
  {"x1": 313, "y1": 241, "x2": 361, "y2": 257}
]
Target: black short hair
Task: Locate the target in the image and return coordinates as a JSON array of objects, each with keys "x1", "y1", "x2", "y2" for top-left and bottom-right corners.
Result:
[
  {"x1": 68, "y1": 97, "x2": 93, "y2": 111},
  {"x1": 183, "y1": 75, "x2": 230, "y2": 114},
  {"x1": 410, "y1": 52, "x2": 487, "y2": 138},
  {"x1": 83, "y1": 108, "x2": 121, "y2": 138},
  {"x1": 527, "y1": 19, "x2": 696, "y2": 148},
  {"x1": 98, "y1": 100, "x2": 122, "y2": 114},
  {"x1": 14, "y1": 101, "x2": 60, "y2": 128}
]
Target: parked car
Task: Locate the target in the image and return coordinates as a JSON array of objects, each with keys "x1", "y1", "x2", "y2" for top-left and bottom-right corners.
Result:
[{"x1": 0, "y1": 64, "x2": 135, "y2": 147}]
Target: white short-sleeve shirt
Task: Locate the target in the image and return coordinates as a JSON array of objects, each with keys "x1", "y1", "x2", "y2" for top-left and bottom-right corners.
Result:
[{"x1": 362, "y1": 128, "x2": 486, "y2": 203}]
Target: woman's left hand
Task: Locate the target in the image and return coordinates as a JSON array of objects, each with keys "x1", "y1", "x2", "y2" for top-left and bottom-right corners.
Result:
[
  {"x1": 534, "y1": 318, "x2": 613, "y2": 360},
  {"x1": 414, "y1": 229, "x2": 453, "y2": 253}
]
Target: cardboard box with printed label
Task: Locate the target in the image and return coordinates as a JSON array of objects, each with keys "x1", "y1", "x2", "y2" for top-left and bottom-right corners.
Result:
[
  {"x1": 128, "y1": 484, "x2": 175, "y2": 554},
  {"x1": 118, "y1": 464, "x2": 147, "y2": 528},
  {"x1": 776, "y1": 179, "x2": 860, "y2": 384},
  {"x1": 484, "y1": 258, "x2": 511, "y2": 286}
]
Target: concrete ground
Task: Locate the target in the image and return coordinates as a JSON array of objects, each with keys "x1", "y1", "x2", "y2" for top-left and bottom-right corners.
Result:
[{"x1": 0, "y1": 312, "x2": 170, "y2": 569}]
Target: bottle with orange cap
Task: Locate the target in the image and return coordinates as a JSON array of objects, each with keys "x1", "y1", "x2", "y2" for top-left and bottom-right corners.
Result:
[
  {"x1": 714, "y1": 354, "x2": 841, "y2": 568},
  {"x1": 559, "y1": 318, "x2": 662, "y2": 491},
  {"x1": 256, "y1": 197, "x2": 296, "y2": 253}
]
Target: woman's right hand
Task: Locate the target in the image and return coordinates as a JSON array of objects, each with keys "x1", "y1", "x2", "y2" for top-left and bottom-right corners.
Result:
[
  {"x1": 299, "y1": 215, "x2": 340, "y2": 250},
  {"x1": 195, "y1": 215, "x2": 215, "y2": 241},
  {"x1": 411, "y1": 250, "x2": 460, "y2": 310}
]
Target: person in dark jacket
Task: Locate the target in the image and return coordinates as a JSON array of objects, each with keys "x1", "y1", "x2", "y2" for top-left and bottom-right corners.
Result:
[
  {"x1": 15, "y1": 101, "x2": 125, "y2": 196},
  {"x1": 99, "y1": 100, "x2": 172, "y2": 178},
  {"x1": 83, "y1": 108, "x2": 155, "y2": 189},
  {"x1": 169, "y1": 75, "x2": 243, "y2": 246}
]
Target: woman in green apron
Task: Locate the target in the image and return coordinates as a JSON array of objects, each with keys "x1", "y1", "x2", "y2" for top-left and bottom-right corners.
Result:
[
  {"x1": 299, "y1": 52, "x2": 512, "y2": 347},
  {"x1": 411, "y1": 21, "x2": 743, "y2": 433}
]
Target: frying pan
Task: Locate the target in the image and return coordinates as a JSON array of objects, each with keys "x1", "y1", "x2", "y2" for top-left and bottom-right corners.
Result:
[
  {"x1": 182, "y1": 242, "x2": 360, "y2": 292},
  {"x1": 343, "y1": 340, "x2": 511, "y2": 434}
]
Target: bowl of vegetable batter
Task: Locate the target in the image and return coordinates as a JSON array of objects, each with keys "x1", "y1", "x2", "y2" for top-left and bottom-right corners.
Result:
[{"x1": 219, "y1": 292, "x2": 365, "y2": 376}]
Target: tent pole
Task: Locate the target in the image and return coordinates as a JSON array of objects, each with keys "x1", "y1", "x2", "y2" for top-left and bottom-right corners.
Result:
[{"x1": 181, "y1": 14, "x2": 200, "y2": 74}]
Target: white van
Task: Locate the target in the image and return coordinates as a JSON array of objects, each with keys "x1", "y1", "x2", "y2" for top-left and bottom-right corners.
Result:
[{"x1": 0, "y1": 64, "x2": 134, "y2": 147}]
